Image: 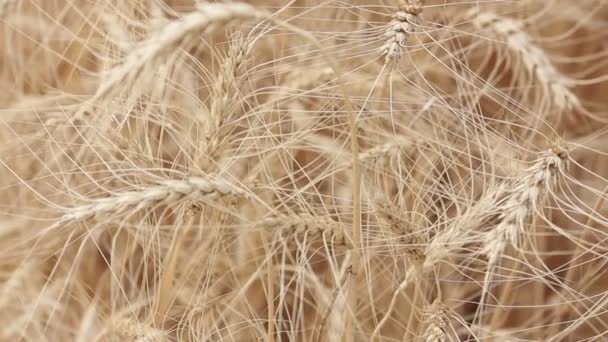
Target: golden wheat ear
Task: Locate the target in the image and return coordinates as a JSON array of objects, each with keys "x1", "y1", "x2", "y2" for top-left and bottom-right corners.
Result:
[
  {"x1": 469, "y1": 9, "x2": 581, "y2": 112},
  {"x1": 379, "y1": 0, "x2": 424, "y2": 64}
]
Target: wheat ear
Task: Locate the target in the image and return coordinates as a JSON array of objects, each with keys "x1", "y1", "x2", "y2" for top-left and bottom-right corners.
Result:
[
  {"x1": 476, "y1": 146, "x2": 568, "y2": 333},
  {"x1": 82, "y1": 2, "x2": 267, "y2": 112},
  {"x1": 481, "y1": 146, "x2": 568, "y2": 263},
  {"x1": 379, "y1": 0, "x2": 423, "y2": 64},
  {"x1": 59, "y1": 176, "x2": 246, "y2": 223},
  {"x1": 470, "y1": 10, "x2": 580, "y2": 110}
]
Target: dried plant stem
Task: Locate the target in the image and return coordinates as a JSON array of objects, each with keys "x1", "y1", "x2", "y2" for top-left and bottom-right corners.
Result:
[
  {"x1": 487, "y1": 242, "x2": 526, "y2": 330},
  {"x1": 267, "y1": 240, "x2": 276, "y2": 342},
  {"x1": 551, "y1": 184, "x2": 608, "y2": 330},
  {"x1": 405, "y1": 281, "x2": 424, "y2": 342},
  {"x1": 370, "y1": 271, "x2": 415, "y2": 341},
  {"x1": 346, "y1": 100, "x2": 361, "y2": 342},
  {"x1": 154, "y1": 211, "x2": 194, "y2": 327},
  {"x1": 315, "y1": 253, "x2": 352, "y2": 342}
]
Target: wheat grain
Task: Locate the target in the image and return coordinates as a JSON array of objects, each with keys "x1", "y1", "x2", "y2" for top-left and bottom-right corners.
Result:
[{"x1": 473, "y1": 145, "x2": 568, "y2": 334}]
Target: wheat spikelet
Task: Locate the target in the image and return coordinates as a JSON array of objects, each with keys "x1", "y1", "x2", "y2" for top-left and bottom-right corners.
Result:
[
  {"x1": 421, "y1": 301, "x2": 451, "y2": 342},
  {"x1": 359, "y1": 139, "x2": 417, "y2": 162},
  {"x1": 259, "y1": 215, "x2": 352, "y2": 248},
  {"x1": 379, "y1": 0, "x2": 423, "y2": 64},
  {"x1": 60, "y1": 176, "x2": 247, "y2": 223},
  {"x1": 470, "y1": 9, "x2": 580, "y2": 110},
  {"x1": 373, "y1": 203, "x2": 427, "y2": 262}
]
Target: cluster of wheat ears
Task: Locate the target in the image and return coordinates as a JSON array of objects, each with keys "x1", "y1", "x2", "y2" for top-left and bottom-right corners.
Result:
[{"x1": 0, "y1": 0, "x2": 607, "y2": 341}]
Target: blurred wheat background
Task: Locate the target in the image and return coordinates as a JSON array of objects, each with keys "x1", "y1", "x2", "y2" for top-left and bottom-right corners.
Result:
[{"x1": 0, "y1": 0, "x2": 607, "y2": 341}]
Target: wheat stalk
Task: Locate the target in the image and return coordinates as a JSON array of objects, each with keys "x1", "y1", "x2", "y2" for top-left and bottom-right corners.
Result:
[{"x1": 379, "y1": 0, "x2": 423, "y2": 64}]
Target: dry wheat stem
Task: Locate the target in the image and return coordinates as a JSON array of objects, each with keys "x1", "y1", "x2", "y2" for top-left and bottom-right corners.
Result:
[
  {"x1": 369, "y1": 270, "x2": 418, "y2": 341},
  {"x1": 154, "y1": 211, "x2": 195, "y2": 328},
  {"x1": 379, "y1": 0, "x2": 423, "y2": 64},
  {"x1": 550, "y1": 184, "x2": 608, "y2": 330}
]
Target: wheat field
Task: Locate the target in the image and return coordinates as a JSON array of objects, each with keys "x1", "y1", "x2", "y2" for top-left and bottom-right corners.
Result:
[{"x1": 0, "y1": 0, "x2": 607, "y2": 341}]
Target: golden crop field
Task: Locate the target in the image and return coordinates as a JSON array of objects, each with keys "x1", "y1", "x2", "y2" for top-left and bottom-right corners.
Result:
[{"x1": 0, "y1": 1, "x2": 607, "y2": 341}]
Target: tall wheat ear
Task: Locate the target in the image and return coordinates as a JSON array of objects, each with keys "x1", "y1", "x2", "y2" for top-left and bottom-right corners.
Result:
[{"x1": 469, "y1": 9, "x2": 580, "y2": 112}]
